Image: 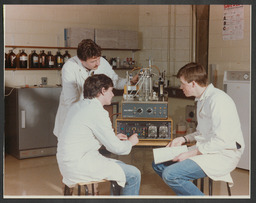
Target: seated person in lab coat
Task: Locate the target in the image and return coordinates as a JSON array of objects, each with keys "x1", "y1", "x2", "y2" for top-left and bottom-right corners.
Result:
[
  {"x1": 152, "y1": 62, "x2": 245, "y2": 196},
  {"x1": 56, "y1": 74, "x2": 141, "y2": 195},
  {"x1": 54, "y1": 39, "x2": 138, "y2": 138}
]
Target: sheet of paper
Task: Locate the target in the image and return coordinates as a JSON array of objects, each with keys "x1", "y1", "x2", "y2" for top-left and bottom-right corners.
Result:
[{"x1": 153, "y1": 145, "x2": 188, "y2": 164}]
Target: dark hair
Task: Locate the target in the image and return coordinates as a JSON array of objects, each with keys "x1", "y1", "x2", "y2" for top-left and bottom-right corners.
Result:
[
  {"x1": 77, "y1": 39, "x2": 101, "y2": 61},
  {"x1": 177, "y1": 62, "x2": 208, "y2": 86},
  {"x1": 83, "y1": 74, "x2": 114, "y2": 99}
]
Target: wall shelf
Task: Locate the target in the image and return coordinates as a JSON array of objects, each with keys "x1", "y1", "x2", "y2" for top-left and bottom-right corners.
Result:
[
  {"x1": 5, "y1": 45, "x2": 140, "y2": 70},
  {"x1": 5, "y1": 45, "x2": 77, "y2": 50},
  {"x1": 5, "y1": 68, "x2": 62, "y2": 71},
  {"x1": 5, "y1": 67, "x2": 136, "y2": 71},
  {"x1": 5, "y1": 45, "x2": 140, "y2": 52}
]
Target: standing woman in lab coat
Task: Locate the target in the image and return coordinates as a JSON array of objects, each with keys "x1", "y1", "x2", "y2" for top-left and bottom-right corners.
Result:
[
  {"x1": 54, "y1": 39, "x2": 138, "y2": 138},
  {"x1": 57, "y1": 74, "x2": 141, "y2": 195},
  {"x1": 152, "y1": 62, "x2": 245, "y2": 196}
]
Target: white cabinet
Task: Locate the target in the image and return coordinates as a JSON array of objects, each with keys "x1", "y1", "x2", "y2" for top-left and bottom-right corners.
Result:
[{"x1": 223, "y1": 71, "x2": 250, "y2": 170}]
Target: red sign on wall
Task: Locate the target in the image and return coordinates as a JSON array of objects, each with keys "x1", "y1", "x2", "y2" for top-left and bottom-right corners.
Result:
[{"x1": 223, "y1": 5, "x2": 244, "y2": 40}]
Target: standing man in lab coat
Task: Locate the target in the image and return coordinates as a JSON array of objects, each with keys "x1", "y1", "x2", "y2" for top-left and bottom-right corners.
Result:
[
  {"x1": 54, "y1": 39, "x2": 138, "y2": 138},
  {"x1": 57, "y1": 74, "x2": 141, "y2": 195},
  {"x1": 152, "y1": 62, "x2": 244, "y2": 196}
]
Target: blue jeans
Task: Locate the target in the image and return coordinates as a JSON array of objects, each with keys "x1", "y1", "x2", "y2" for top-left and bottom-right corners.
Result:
[
  {"x1": 152, "y1": 159, "x2": 207, "y2": 196},
  {"x1": 115, "y1": 161, "x2": 141, "y2": 195}
]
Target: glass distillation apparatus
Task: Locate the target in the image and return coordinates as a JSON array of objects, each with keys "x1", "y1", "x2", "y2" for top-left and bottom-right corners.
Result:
[{"x1": 123, "y1": 58, "x2": 166, "y2": 102}]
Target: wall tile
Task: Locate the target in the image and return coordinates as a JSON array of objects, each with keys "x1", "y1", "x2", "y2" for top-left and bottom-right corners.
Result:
[
  {"x1": 161, "y1": 50, "x2": 168, "y2": 62},
  {"x1": 151, "y1": 39, "x2": 167, "y2": 50},
  {"x1": 222, "y1": 47, "x2": 243, "y2": 62},
  {"x1": 210, "y1": 5, "x2": 224, "y2": 20},
  {"x1": 174, "y1": 49, "x2": 190, "y2": 62},
  {"x1": 140, "y1": 27, "x2": 152, "y2": 39},
  {"x1": 151, "y1": 27, "x2": 162, "y2": 39},
  {"x1": 151, "y1": 49, "x2": 163, "y2": 62},
  {"x1": 208, "y1": 47, "x2": 223, "y2": 62},
  {"x1": 142, "y1": 38, "x2": 152, "y2": 50},
  {"x1": 175, "y1": 38, "x2": 190, "y2": 49},
  {"x1": 175, "y1": 14, "x2": 191, "y2": 27},
  {"x1": 161, "y1": 27, "x2": 169, "y2": 39},
  {"x1": 175, "y1": 27, "x2": 191, "y2": 39},
  {"x1": 209, "y1": 34, "x2": 232, "y2": 48},
  {"x1": 151, "y1": 14, "x2": 168, "y2": 27},
  {"x1": 138, "y1": 14, "x2": 152, "y2": 26},
  {"x1": 175, "y1": 5, "x2": 192, "y2": 15},
  {"x1": 209, "y1": 20, "x2": 224, "y2": 35}
]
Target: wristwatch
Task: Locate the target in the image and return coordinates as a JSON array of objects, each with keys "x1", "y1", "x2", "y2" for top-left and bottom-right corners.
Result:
[{"x1": 183, "y1": 136, "x2": 188, "y2": 144}]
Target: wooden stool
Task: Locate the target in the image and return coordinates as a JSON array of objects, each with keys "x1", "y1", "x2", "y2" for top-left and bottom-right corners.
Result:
[
  {"x1": 64, "y1": 180, "x2": 121, "y2": 196},
  {"x1": 193, "y1": 177, "x2": 231, "y2": 196}
]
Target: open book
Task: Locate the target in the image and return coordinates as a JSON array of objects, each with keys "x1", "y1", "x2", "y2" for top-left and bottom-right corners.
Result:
[{"x1": 153, "y1": 145, "x2": 188, "y2": 164}]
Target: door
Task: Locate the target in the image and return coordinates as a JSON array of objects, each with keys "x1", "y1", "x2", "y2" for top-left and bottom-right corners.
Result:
[{"x1": 18, "y1": 87, "x2": 61, "y2": 150}]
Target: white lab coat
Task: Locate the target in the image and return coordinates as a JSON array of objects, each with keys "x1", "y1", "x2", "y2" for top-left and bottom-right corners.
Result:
[
  {"x1": 53, "y1": 56, "x2": 127, "y2": 137},
  {"x1": 56, "y1": 98, "x2": 132, "y2": 187},
  {"x1": 185, "y1": 84, "x2": 245, "y2": 186}
]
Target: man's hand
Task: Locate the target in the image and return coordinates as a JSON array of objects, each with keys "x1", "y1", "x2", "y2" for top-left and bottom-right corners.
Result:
[
  {"x1": 130, "y1": 74, "x2": 139, "y2": 85},
  {"x1": 128, "y1": 133, "x2": 139, "y2": 146},
  {"x1": 116, "y1": 133, "x2": 128, "y2": 141},
  {"x1": 166, "y1": 136, "x2": 186, "y2": 147},
  {"x1": 172, "y1": 149, "x2": 201, "y2": 162}
]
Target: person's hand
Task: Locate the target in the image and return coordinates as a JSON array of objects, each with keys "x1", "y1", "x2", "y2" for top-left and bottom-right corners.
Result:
[
  {"x1": 130, "y1": 74, "x2": 139, "y2": 85},
  {"x1": 172, "y1": 149, "x2": 201, "y2": 162},
  {"x1": 128, "y1": 133, "x2": 139, "y2": 146},
  {"x1": 166, "y1": 136, "x2": 186, "y2": 147},
  {"x1": 117, "y1": 133, "x2": 128, "y2": 141}
]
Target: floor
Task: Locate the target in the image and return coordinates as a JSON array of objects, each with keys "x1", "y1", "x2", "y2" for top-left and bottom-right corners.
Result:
[{"x1": 4, "y1": 146, "x2": 250, "y2": 198}]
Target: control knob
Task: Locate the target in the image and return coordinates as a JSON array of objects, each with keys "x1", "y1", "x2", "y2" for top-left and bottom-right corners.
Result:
[
  {"x1": 189, "y1": 111, "x2": 194, "y2": 118},
  {"x1": 137, "y1": 108, "x2": 143, "y2": 114},
  {"x1": 147, "y1": 108, "x2": 153, "y2": 114}
]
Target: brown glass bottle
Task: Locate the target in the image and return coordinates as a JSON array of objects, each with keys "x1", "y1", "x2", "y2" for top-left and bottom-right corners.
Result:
[
  {"x1": 46, "y1": 51, "x2": 55, "y2": 68},
  {"x1": 5, "y1": 52, "x2": 7, "y2": 68},
  {"x1": 63, "y1": 50, "x2": 71, "y2": 64},
  {"x1": 7, "y1": 50, "x2": 16, "y2": 68},
  {"x1": 39, "y1": 50, "x2": 47, "y2": 68},
  {"x1": 55, "y1": 51, "x2": 63, "y2": 68},
  {"x1": 19, "y1": 49, "x2": 28, "y2": 68},
  {"x1": 15, "y1": 50, "x2": 21, "y2": 68},
  {"x1": 29, "y1": 50, "x2": 39, "y2": 68}
]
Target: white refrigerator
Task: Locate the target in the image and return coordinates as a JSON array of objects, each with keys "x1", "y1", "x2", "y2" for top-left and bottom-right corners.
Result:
[{"x1": 223, "y1": 70, "x2": 250, "y2": 170}]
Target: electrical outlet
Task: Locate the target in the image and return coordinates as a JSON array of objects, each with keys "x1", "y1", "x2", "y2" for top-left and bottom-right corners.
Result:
[{"x1": 41, "y1": 77, "x2": 48, "y2": 85}]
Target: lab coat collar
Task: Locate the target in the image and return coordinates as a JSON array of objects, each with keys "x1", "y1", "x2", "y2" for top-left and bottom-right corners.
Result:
[
  {"x1": 73, "y1": 56, "x2": 83, "y2": 67},
  {"x1": 84, "y1": 97, "x2": 104, "y2": 108},
  {"x1": 73, "y1": 56, "x2": 94, "y2": 79},
  {"x1": 195, "y1": 83, "x2": 214, "y2": 102}
]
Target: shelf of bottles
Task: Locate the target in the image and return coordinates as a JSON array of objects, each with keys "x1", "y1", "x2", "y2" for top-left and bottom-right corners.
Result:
[
  {"x1": 5, "y1": 45, "x2": 73, "y2": 70},
  {"x1": 5, "y1": 45, "x2": 140, "y2": 70}
]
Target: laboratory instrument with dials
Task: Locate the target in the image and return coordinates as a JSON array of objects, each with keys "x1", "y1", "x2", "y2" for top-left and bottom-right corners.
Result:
[
  {"x1": 116, "y1": 59, "x2": 173, "y2": 146},
  {"x1": 122, "y1": 59, "x2": 168, "y2": 119}
]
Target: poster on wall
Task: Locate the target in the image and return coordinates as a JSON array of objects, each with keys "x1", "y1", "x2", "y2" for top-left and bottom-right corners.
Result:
[{"x1": 222, "y1": 5, "x2": 244, "y2": 40}]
